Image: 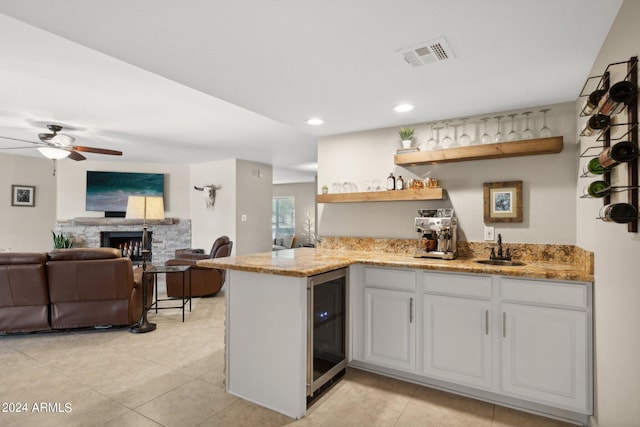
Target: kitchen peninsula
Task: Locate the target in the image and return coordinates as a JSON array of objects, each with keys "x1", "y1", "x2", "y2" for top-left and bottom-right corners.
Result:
[{"x1": 199, "y1": 240, "x2": 593, "y2": 424}]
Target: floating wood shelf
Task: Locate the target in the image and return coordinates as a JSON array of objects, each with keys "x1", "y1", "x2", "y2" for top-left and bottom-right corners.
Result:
[
  {"x1": 394, "y1": 136, "x2": 564, "y2": 166},
  {"x1": 317, "y1": 188, "x2": 444, "y2": 203}
]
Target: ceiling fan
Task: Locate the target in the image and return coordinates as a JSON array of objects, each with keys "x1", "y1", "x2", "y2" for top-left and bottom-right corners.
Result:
[{"x1": 0, "y1": 124, "x2": 122, "y2": 161}]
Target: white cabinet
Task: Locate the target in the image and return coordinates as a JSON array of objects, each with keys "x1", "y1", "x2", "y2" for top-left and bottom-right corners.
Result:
[
  {"x1": 500, "y1": 279, "x2": 590, "y2": 413},
  {"x1": 423, "y1": 294, "x2": 492, "y2": 388},
  {"x1": 359, "y1": 267, "x2": 417, "y2": 372},
  {"x1": 422, "y1": 271, "x2": 493, "y2": 389},
  {"x1": 364, "y1": 287, "x2": 416, "y2": 371},
  {"x1": 351, "y1": 266, "x2": 592, "y2": 423}
]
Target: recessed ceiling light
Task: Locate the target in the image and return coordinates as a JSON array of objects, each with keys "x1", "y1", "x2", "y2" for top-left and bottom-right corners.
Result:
[
  {"x1": 306, "y1": 118, "x2": 324, "y2": 125},
  {"x1": 393, "y1": 104, "x2": 414, "y2": 113}
]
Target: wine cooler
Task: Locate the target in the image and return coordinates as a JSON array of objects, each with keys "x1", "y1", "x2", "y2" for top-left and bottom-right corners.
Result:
[{"x1": 306, "y1": 268, "x2": 348, "y2": 402}]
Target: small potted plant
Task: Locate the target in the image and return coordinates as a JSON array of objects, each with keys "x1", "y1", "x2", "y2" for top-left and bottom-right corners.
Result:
[
  {"x1": 399, "y1": 128, "x2": 414, "y2": 148},
  {"x1": 52, "y1": 231, "x2": 73, "y2": 249}
]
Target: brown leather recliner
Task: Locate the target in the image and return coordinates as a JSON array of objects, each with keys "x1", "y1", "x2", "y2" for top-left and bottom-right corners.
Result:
[
  {"x1": 0, "y1": 253, "x2": 51, "y2": 333},
  {"x1": 47, "y1": 248, "x2": 142, "y2": 329},
  {"x1": 165, "y1": 236, "x2": 232, "y2": 297}
]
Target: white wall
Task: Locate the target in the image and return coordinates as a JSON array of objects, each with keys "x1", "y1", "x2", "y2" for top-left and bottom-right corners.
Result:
[
  {"x1": 273, "y1": 182, "x2": 317, "y2": 245},
  {"x1": 56, "y1": 159, "x2": 189, "y2": 219},
  {"x1": 318, "y1": 102, "x2": 577, "y2": 244},
  {"x1": 0, "y1": 154, "x2": 57, "y2": 251},
  {"x1": 189, "y1": 159, "x2": 237, "y2": 254},
  {"x1": 189, "y1": 158, "x2": 272, "y2": 256},
  {"x1": 576, "y1": 2, "x2": 640, "y2": 425},
  {"x1": 236, "y1": 160, "x2": 272, "y2": 255}
]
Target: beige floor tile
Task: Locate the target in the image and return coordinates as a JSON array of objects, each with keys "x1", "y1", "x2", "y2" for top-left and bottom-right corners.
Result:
[
  {"x1": 135, "y1": 378, "x2": 237, "y2": 427},
  {"x1": 492, "y1": 405, "x2": 575, "y2": 426},
  {"x1": 395, "y1": 386, "x2": 493, "y2": 427},
  {"x1": 305, "y1": 369, "x2": 417, "y2": 427},
  {"x1": 102, "y1": 410, "x2": 164, "y2": 427},
  {"x1": 4, "y1": 386, "x2": 129, "y2": 427},
  {"x1": 199, "y1": 398, "x2": 294, "y2": 427}
]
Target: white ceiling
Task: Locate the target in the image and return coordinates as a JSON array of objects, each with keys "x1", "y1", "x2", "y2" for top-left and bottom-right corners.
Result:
[{"x1": 0, "y1": 1, "x2": 624, "y2": 183}]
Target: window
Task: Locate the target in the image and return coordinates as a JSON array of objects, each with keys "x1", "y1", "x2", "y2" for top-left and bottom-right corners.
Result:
[{"x1": 272, "y1": 196, "x2": 295, "y2": 237}]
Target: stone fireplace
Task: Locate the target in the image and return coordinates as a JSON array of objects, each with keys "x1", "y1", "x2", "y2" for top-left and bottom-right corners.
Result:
[{"x1": 55, "y1": 218, "x2": 191, "y2": 264}]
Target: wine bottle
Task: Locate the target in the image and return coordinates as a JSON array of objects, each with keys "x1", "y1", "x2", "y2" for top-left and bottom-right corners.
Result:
[
  {"x1": 386, "y1": 173, "x2": 395, "y2": 191},
  {"x1": 597, "y1": 81, "x2": 638, "y2": 116},
  {"x1": 583, "y1": 180, "x2": 611, "y2": 198},
  {"x1": 598, "y1": 141, "x2": 639, "y2": 168},
  {"x1": 582, "y1": 89, "x2": 605, "y2": 115},
  {"x1": 599, "y1": 203, "x2": 638, "y2": 223},
  {"x1": 583, "y1": 157, "x2": 608, "y2": 175},
  {"x1": 581, "y1": 114, "x2": 610, "y2": 136}
]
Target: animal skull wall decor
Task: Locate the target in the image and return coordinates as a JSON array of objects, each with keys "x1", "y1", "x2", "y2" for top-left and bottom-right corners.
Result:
[{"x1": 194, "y1": 185, "x2": 221, "y2": 209}]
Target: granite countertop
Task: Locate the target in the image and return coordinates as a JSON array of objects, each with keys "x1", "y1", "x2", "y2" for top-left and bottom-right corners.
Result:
[{"x1": 197, "y1": 247, "x2": 594, "y2": 282}]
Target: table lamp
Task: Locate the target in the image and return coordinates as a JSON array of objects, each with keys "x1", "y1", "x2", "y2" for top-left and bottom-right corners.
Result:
[
  {"x1": 125, "y1": 195, "x2": 165, "y2": 269},
  {"x1": 126, "y1": 195, "x2": 164, "y2": 334}
]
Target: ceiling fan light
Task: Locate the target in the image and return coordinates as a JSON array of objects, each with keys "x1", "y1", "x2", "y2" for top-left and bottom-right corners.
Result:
[{"x1": 37, "y1": 147, "x2": 71, "y2": 159}]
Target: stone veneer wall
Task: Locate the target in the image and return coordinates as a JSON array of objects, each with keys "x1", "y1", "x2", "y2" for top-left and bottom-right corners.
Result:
[{"x1": 55, "y1": 218, "x2": 191, "y2": 265}]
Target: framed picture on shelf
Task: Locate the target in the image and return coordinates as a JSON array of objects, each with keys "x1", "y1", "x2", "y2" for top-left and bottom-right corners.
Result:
[
  {"x1": 483, "y1": 181, "x2": 522, "y2": 223},
  {"x1": 11, "y1": 185, "x2": 36, "y2": 207}
]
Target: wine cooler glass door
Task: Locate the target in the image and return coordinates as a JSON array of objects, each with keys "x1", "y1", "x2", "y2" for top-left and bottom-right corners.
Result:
[{"x1": 307, "y1": 268, "x2": 348, "y2": 398}]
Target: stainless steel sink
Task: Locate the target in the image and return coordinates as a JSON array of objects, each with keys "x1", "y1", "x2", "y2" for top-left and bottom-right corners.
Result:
[{"x1": 475, "y1": 259, "x2": 526, "y2": 267}]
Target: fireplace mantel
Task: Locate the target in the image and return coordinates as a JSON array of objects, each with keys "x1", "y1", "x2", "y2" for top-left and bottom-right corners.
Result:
[{"x1": 69, "y1": 217, "x2": 179, "y2": 226}]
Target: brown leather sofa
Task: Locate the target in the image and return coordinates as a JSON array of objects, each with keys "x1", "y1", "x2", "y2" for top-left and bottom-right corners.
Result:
[
  {"x1": 0, "y1": 248, "x2": 146, "y2": 333},
  {"x1": 0, "y1": 253, "x2": 50, "y2": 333},
  {"x1": 165, "y1": 236, "x2": 232, "y2": 297}
]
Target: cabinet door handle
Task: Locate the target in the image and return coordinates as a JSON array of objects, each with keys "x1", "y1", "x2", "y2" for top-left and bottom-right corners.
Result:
[
  {"x1": 409, "y1": 297, "x2": 414, "y2": 323},
  {"x1": 485, "y1": 310, "x2": 489, "y2": 335},
  {"x1": 502, "y1": 312, "x2": 506, "y2": 338}
]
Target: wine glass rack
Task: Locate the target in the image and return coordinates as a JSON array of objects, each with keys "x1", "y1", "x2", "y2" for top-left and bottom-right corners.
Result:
[{"x1": 578, "y1": 56, "x2": 638, "y2": 232}]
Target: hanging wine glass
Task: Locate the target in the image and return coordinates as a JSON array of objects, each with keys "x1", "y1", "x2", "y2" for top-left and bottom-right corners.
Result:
[
  {"x1": 442, "y1": 121, "x2": 453, "y2": 148},
  {"x1": 494, "y1": 116, "x2": 505, "y2": 143},
  {"x1": 507, "y1": 114, "x2": 518, "y2": 141},
  {"x1": 431, "y1": 126, "x2": 442, "y2": 150},
  {"x1": 458, "y1": 118, "x2": 471, "y2": 146},
  {"x1": 521, "y1": 111, "x2": 534, "y2": 139},
  {"x1": 426, "y1": 122, "x2": 438, "y2": 151},
  {"x1": 481, "y1": 118, "x2": 492, "y2": 144},
  {"x1": 539, "y1": 108, "x2": 552, "y2": 138}
]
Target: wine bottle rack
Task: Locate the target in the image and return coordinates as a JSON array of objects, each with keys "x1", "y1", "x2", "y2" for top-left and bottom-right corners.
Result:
[{"x1": 578, "y1": 56, "x2": 638, "y2": 232}]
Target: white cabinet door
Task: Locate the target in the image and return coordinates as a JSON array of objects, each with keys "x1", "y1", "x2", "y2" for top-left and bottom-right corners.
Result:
[
  {"x1": 501, "y1": 303, "x2": 588, "y2": 412},
  {"x1": 423, "y1": 294, "x2": 492, "y2": 389},
  {"x1": 364, "y1": 287, "x2": 416, "y2": 372}
]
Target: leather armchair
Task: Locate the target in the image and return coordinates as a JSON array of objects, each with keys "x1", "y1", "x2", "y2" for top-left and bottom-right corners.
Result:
[{"x1": 165, "y1": 236, "x2": 232, "y2": 297}]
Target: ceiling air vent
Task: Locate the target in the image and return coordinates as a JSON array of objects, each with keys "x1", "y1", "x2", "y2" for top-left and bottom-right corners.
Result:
[{"x1": 397, "y1": 38, "x2": 455, "y2": 68}]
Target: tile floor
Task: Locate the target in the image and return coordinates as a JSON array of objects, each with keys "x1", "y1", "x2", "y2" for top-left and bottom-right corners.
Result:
[{"x1": 0, "y1": 288, "x2": 576, "y2": 427}]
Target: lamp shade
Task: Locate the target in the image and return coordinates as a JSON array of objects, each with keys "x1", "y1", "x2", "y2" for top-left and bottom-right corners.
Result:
[
  {"x1": 37, "y1": 147, "x2": 71, "y2": 159},
  {"x1": 125, "y1": 196, "x2": 165, "y2": 220}
]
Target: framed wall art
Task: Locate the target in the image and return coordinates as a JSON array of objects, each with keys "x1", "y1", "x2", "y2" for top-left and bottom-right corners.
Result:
[
  {"x1": 483, "y1": 181, "x2": 522, "y2": 223},
  {"x1": 11, "y1": 185, "x2": 36, "y2": 207}
]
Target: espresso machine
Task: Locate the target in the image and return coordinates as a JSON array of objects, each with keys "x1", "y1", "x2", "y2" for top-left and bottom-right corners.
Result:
[{"x1": 414, "y1": 209, "x2": 458, "y2": 260}]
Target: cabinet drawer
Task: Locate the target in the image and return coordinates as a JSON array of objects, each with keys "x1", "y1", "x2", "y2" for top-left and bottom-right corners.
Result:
[
  {"x1": 423, "y1": 272, "x2": 492, "y2": 298},
  {"x1": 364, "y1": 267, "x2": 416, "y2": 291},
  {"x1": 501, "y1": 278, "x2": 588, "y2": 308}
]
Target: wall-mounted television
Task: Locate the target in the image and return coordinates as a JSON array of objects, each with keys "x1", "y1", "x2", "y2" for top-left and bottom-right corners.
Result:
[{"x1": 86, "y1": 171, "x2": 164, "y2": 216}]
